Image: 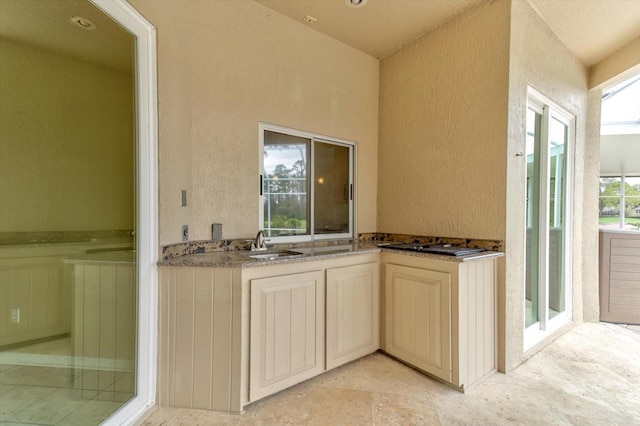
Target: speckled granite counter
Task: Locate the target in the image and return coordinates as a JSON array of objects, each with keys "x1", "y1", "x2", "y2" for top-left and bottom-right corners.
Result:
[
  {"x1": 158, "y1": 241, "x2": 503, "y2": 268},
  {"x1": 64, "y1": 250, "x2": 136, "y2": 265}
]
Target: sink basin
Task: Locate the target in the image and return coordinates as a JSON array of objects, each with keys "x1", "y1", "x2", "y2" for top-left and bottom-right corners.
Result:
[{"x1": 247, "y1": 250, "x2": 304, "y2": 261}]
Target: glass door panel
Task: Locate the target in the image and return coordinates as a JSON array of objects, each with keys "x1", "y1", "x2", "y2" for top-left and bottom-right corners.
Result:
[
  {"x1": 548, "y1": 117, "x2": 568, "y2": 320},
  {"x1": 525, "y1": 107, "x2": 541, "y2": 328},
  {"x1": 524, "y1": 88, "x2": 573, "y2": 349},
  {"x1": 0, "y1": 0, "x2": 138, "y2": 422}
]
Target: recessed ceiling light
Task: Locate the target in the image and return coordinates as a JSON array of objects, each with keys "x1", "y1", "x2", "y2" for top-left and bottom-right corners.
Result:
[
  {"x1": 69, "y1": 16, "x2": 96, "y2": 31},
  {"x1": 345, "y1": 0, "x2": 368, "y2": 8},
  {"x1": 304, "y1": 15, "x2": 318, "y2": 24}
]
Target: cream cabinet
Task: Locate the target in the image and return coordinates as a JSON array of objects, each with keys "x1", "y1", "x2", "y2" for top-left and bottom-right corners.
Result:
[
  {"x1": 159, "y1": 252, "x2": 380, "y2": 413},
  {"x1": 382, "y1": 253, "x2": 497, "y2": 390},
  {"x1": 326, "y1": 262, "x2": 379, "y2": 370},
  {"x1": 385, "y1": 264, "x2": 452, "y2": 382},
  {"x1": 249, "y1": 270, "x2": 325, "y2": 402}
]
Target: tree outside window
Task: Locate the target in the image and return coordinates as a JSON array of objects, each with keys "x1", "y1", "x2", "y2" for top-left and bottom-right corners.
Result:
[{"x1": 599, "y1": 176, "x2": 640, "y2": 230}]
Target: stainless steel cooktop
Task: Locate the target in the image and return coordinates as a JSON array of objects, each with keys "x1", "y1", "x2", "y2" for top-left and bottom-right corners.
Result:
[{"x1": 379, "y1": 243, "x2": 485, "y2": 257}]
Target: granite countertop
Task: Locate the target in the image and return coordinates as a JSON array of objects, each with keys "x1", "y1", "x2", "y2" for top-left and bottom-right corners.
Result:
[
  {"x1": 0, "y1": 230, "x2": 133, "y2": 247},
  {"x1": 64, "y1": 250, "x2": 136, "y2": 265},
  {"x1": 158, "y1": 241, "x2": 503, "y2": 268}
]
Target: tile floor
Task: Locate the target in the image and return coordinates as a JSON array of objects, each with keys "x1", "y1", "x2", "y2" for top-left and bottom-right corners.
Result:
[
  {"x1": 1, "y1": 323, "x2": 637, "y2": 425},
  {"x1": 139, "y1": 322, "x2": 640, "y2": 426},
  {"x1": 0, "y1": 338, "x2": 133, "y2": 425}
]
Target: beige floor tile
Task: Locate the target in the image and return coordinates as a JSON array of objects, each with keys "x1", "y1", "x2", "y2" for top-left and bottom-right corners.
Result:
[
  {"x1": 3, "y1": 323, "x2": 640, "y2": 426},
  {"x1": 239, "y1": 380, "x2": 374, "y2": 425},
  {"x1": 371, "y1": 391, "x2": 441, "y2": 425},
  {"x1": 96, "y1": 388, "x2": 134, "y2": 403},
  {"x1": 306, "y1": 387, "x2": 372, "y2": 425},
  {"x1": 367, "y1": 355, "x2": 442, "y2": 397},
  {"x1": 168, "y1": 408, "x2": 242, "y2": 426},
  {"x1": 55, "y1": 399, "x2": 123, "y2": 426},
  {"x1": 311, "y1": 356, "x2": 374, "y2": 392},
  {"x1": 240, "y1": 380, "x2": 316, "y2": 424},
  {"x1": 0, "y1": 365, "x2": 73, "y2": 387},
  {"x1": 7, "y1": 387, "x2": 88, "y2": 425},
  {"x1": 0, "y1": 383, "x2": 16, "y2": 395},
  {"x1": 136, "y1": 406, "x2": 181, "y2": 425},
  {"x1": 137, "y1": 323, "x2": 639, "y2": 426},
  {"x1": 0, "y1": 385, "x2": 56, "y2": 420},
  {"x1": 0, "y1": 364, "x2": 18, "y2": 373}
]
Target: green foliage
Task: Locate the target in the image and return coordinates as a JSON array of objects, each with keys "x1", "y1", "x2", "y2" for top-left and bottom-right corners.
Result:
[
  {"x1": 599, "y1": 178, "x2": 640, "y2": 214},
  {"x1": 267, "y1": 215, "x2": 305, "y2": 230}
]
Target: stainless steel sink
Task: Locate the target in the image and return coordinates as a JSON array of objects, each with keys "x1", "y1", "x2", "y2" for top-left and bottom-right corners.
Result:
[{"x1": 247, "y1": 250, "x2": 304, "y2": 261}]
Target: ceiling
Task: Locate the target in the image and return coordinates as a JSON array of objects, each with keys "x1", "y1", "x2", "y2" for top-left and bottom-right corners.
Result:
[
  {"x1": 0, "y1": 0, "x2": 133, "y2": 73},
  {"x1": 256, "y1": 0, "x2": 640, "y2": 66},
  {"x1": 1, "y1": 0, "x2": 638, "y2": 75}
]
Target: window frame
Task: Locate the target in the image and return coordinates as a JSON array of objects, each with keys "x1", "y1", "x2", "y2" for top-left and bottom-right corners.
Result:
[
  {"x1": 599, "y1": 173, "x2": 640, "y2": 229},
  {"x1": 258, "y1": 122, "x2": 356, "y2": 243}
]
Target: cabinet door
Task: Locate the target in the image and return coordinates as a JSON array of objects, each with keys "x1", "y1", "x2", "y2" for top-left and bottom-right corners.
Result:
[
  {"x1": 250, "y1": 270, "x2": 324, "y2": 402},
  {"x1": 385, "y1": 263, "x2": 452, "y2": 382},
  {"x1": 326, "y1": 262, "x2": 380, "y2": 370}
]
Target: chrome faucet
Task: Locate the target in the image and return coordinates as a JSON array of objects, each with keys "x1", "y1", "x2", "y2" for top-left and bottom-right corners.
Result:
[{"x1": 251, "y1": 230, "x2": 269, "y2": 251}]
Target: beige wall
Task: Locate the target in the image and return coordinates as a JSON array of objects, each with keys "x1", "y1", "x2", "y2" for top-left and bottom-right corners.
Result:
[
  {"x1": 590, "y1": 37, "x2": 640, "y2": 89},
  {"x1": 377, "y1": 0, "x2": 511, "y2": 240},
  {"x1": 127, "y1": 0, "x2": 613, "y2": 376},
  {"x1": 128, "y1": 0, "x2": 379, "y2": 246},
  {"x1": 0, "y1": 39, "x2": 134, "y2": 232},
  {"x1": 504, "y1": 0, "x2": 591, "y2": 371}
]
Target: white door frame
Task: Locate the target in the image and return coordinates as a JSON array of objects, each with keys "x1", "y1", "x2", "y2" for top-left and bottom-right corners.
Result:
[
  {"x1": 523, "y1": 87, "x2": 574, "y2": 351},
  {"x1": 89, "y1": 1, "x2": 158, "y2": 424}
]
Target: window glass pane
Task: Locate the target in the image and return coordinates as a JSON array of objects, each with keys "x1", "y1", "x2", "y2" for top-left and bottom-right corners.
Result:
[
  {"x1": 599, "y1": 177, "x2": 622, "y2": 228},
  {"x1": 548, "y1": 117, "x2": 567, "y2": 320},
  {"x1": 625, "y1": 176, "x2": 640, "y2": 230},
  {"x1": 263, "y1": 131, "x2": 310, "y2": 237},
  {"x1": 314, "y1": 141, "x2": 350, "y2": 235},
  {"x1": 601, "y1": 74, "x2": 640, "y2": 136},
  {"x1": 525, "y1": 107, "x2": 541, "y2": 328},
  {"x1": 601, "y1": 75, "x2": 640, "y2": 124}
]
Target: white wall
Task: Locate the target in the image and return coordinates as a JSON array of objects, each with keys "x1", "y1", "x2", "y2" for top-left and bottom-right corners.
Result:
[
  {"x1": 129, "y1": 0, "x2": 380, "y2": 245},
  {"x1": 0, "y1": 39, "x2": 134, "y2": 233}
]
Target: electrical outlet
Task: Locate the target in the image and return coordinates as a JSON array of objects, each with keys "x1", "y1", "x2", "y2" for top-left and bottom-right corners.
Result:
[
  {"x1": 10, "y1": 308, "x2": 20, "y2": 324},
  {"x1": 182, "y1": 225, "x2": 189, "y2": 242}
]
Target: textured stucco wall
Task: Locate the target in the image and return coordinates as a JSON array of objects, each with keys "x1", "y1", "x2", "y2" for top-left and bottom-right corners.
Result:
[
  {"x1": 128, "y1": 0, "x2": 379, "y2": 245},
  {"x1": 504, "y1": 0, "x2": 590, "y2": 372},
  {"x1": 377, "y1": 0, "x2": 511, "y2": 240},
  {"x1": 590, "y1": 37, "x2": 640, "y2": 89},
  {"x1": 584, "y1": 90, "x2": 602, "y2": 323},
  {"x1": 0, "y1": 39, "x2": 134, "y2": 232}
]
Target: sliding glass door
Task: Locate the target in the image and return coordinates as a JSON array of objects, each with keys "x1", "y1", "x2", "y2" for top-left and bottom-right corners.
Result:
[{"x1": 524, "y1": 88, "x2": 573, "y2": 350}]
